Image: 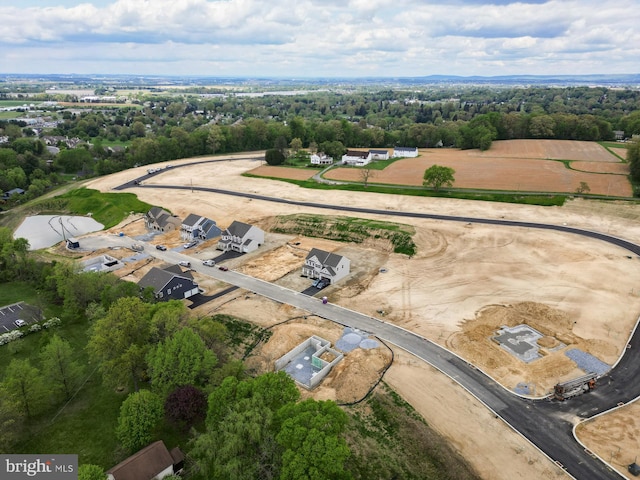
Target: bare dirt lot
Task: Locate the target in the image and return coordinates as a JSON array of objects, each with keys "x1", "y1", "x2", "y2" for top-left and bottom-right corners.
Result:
[
  {"x1": 82, "y1": 142, "x2": 640, "y2": 480},
  {"x1": 576, "y1": 400, "x2": 640, "y2": 480}
]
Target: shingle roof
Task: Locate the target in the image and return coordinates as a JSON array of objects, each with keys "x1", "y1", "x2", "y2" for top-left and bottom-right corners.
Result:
[
  {"x1": 106, "y1": 441, "x2": 179, "y2": 480},
  {"x1": 306, "y1": 248, "x2": 344, "y2": 268},
  {"x1": 138, "y1": 265, "x2": 192, "y2": 290},
  {"x1": 182, "y1": 213, "x2": 202, "y2": 227},
  {"x1": 225, "y1": 220, "x2": 253, "y2": 238}
]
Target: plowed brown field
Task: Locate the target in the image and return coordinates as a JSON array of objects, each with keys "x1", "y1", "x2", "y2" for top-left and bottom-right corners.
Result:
[{"x1": 250, "y1": 140, "x2": 632, "y2": 197}]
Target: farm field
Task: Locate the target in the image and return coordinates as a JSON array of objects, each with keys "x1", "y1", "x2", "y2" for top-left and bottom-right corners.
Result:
[
  {"x1": 83, "y1": 147, "x2": 640, "y2": 480},
  {"x1": 245, "y1": 140, "x2": 632, "y2": 197},
  {"x1": 319, "y1": 140, "x2": 632, "y2": 196}
]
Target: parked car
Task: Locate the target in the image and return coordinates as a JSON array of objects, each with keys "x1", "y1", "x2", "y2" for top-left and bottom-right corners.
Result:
[
  {"x1": 203, "y1": 259, "x2": 216, "y2": 266},
  {"x1": 183, "y1": 241, "x2": 198, "y2": 249},
  {"x1": 316, "y1": 279, "x2": 328, "y2": 289},
  {"x1": 155, "y1": 244, "x2": 167, "y2": 251},
  {"x1": 218, "y1": 266, "x2": 229, "y2": 271},
  {"x1": 311, "y1": 279, "x2": 321, "y2": 287},
  {"x1": 14, "y1": 319, "x2": 26, "y2": 327},
  {"x1": 178, "y1": 261, "x2": 191, "y2": 268}
]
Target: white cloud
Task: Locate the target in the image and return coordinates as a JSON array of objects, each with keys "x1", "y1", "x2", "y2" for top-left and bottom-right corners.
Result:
[{"x1": 0, "y1": 0, "x2": 638, "y2": 76}]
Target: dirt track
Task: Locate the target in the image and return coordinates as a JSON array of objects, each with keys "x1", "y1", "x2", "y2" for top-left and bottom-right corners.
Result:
[{"x1": 83, "y1": 142, "x2": 640, "y2": 480}]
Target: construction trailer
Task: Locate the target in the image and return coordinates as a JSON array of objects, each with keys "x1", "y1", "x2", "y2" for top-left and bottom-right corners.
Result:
[{"x1": 553, "y1": 373, "x2": 598, "y2": 401}]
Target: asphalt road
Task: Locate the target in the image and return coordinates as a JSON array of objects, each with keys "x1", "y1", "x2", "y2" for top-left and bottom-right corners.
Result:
[{"x1": 110, "y1": 176, "x2": 640, "y2": 479}]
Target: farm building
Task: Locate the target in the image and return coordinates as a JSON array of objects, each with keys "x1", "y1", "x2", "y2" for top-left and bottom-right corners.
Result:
[
  {"x1": 341, "y1": 150, "x2": 372, "y2": 166},
  {"x1": 392, "y1": 147, "x2": 419, "y2": 158}
]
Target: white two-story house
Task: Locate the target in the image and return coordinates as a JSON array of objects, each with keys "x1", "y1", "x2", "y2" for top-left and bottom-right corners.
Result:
[
  {"x1": 302, "y1": 248, "x2": 350, "y2": 285},
  {"x1": 217, "y1": 220, "x2": 264, "y2": 253}
]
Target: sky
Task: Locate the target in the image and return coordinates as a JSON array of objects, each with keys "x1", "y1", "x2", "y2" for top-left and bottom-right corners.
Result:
[{"x1": 0, "y1": 0, "x2": 638, "y2": 78}]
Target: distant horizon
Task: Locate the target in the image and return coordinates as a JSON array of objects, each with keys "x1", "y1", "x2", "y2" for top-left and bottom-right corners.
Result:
[
  {"x1": 1, "y1": 1, "x2": 638, "y2": 79},
  {"x1": 2, "y1": 72, "x2": 640, "y2": 82}
]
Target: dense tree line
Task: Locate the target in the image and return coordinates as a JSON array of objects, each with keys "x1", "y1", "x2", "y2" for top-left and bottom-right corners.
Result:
[{"x1": 2, "y1": 85, "x2": 640, "y2": 205}]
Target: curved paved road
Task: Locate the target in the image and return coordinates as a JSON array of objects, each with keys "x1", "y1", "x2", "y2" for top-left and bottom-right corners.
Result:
[{"x1": 114, "y1": 175, "x2": 640, "y2": 480}]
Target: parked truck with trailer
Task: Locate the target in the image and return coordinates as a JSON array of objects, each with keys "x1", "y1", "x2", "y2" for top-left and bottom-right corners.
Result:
[{"x1": 553, "y1": 373, "x2": 598, "y2": 401}]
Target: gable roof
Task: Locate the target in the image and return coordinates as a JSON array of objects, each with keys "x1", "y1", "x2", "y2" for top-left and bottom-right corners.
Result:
[
  {"x1": 306, "y1": 248, "x2": 345, "y2": 268},
  {"x1": 148, "y1": 206, "x2": 164, "y2": 219},
  {"x1": 225, "y1": 220, "x2": 253, "y2": 238},
  {"x1": 138, "y1": 265, "x2": 193, "y2": 290},
  {"x1": 369, "y1": 149, "x2": 388, "y2": 154},
  {"x1": 182, "y1": 213, "x2": 202, "y2": 227},
  {"x1": 107, "y1": 441, "x2": 178, "y2": 480},
  {"x1": 344, "y1": 150, "x2": 369, "y2": 159}
]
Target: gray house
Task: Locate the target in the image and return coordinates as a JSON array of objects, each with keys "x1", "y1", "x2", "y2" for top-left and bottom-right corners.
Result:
[
  {"x1": 302, "y1": 248, "x2": 350, "y2": 285},
  {"x1": 138, "y1": 264, "x2": 199, "y2": 301},
  {"x1": 180, "y1": 214, "x2": 222, "y2": 242},
  {"x1": 145, "y1": 207, "x2": 181, "y2": 232},
  {"x1": 217, "y1": 220, "x2": 264, "y2": 253}
]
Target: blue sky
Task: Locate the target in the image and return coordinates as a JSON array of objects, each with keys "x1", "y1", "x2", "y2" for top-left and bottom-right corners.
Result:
[{"x1": 0, "y1": 0, "x2": 638, "y2": 77}]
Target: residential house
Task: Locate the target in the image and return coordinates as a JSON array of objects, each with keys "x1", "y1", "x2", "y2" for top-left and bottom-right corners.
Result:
[
  {"x1": 392, "y1": 147, "x2": 419, "y2": 158},
  {"x1": 217, "y1": 220, "x2": 264, "y2": 253},
  {"x1": 106, "y1": 440, "x2": 184, "y2": 480},
  {"x1": 180, "y1": 214, "x2": 222, "y2": 242},
  {"x1": 341, "y1": 150, "x2": 372, "y2": 166},
  {"x1": 302, "y1": 248, "x2": 350, "y2": 285},
  {"x1": 369, "y1": 149, "x2": 390, "y2": 160},
  {"x1": 2, "y1": 188, "x2": 25, "y2": 200},
  {"x1": 613, "y1": 130, "x2": 625, "y2": 141},
  {"x1": 310, "y1": 153, "x2": 334, "y2": 165},
  {"x1": 138, "y1": 264, "x2": 199, "y2": 301},
  {"x1": 145, "y1": 207, "x2": 181, "y2": 232}
]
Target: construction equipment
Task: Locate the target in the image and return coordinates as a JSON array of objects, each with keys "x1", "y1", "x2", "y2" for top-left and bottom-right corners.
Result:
[{"x1": 553, "y1": 373, "x2": 598, "y2": 401}]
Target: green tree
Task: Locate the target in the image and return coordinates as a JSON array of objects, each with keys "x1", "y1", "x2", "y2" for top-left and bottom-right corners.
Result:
[
  {"x1": 40, "y1": 334, "x2": 85, "y2": 400},
  {"x1": 87, "y1": 297, "x2": 154, "y2": 391},
  {"x1": 423, "y1": 165, "x2": 456, "y2": 191},
  {"x1": 265, "y1": 149, "x2": 285, "y2": 166},
  {"x1": 116, "y1": 390, "x2": 163, "y2": 452},
  {"x1": 147, "y1": 328, "x2": 217, "y2": 395},
  {"x1": 1, "y1": 359, "x2": 48, "y2": 417},
  {"x1": 192, "y1": 372, "x2": 300, "y2": 479},
  {"x1": 274, "y1": 135, "x2": 289, "y2": 157},
  {"x1": 628, "y1": 141, "x2": 640, "y2": 183},
  {"x1": 0, "y1": 392, "x2": 22, "y2": 451},
  {"x1": 289, "y1": 137, "x2": 303, "y2": 153},
  {"x1": 77, "y1": 464, "x2": 107, "y2": 480},
  {"x1": 56, "y1": 148, "x2": 93, "y2": 174},
  {"x1": 276, "y1": 399, "x2": 352, "y2": 480}
]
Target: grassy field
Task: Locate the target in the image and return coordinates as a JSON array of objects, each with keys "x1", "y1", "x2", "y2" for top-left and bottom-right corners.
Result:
[
  {"x1": 0, "y1": 100, "x2": 43, "y2": 107},
  {"x1": 270, "y1": 214, "x2": 417, "y2": 255},
  {"x1": 0, "y1": 111, "x2": 22, "y2": 119},
  {"x1": 26, "y1": 188, "x2": 151, "y2": 229}
]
